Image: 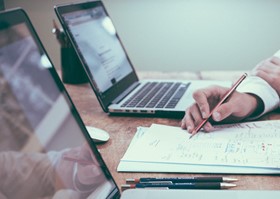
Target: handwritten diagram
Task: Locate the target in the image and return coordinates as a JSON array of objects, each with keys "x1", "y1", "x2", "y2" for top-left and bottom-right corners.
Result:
[{"x1": 122, "y1": 121, "x2": 280, "y2": 169}]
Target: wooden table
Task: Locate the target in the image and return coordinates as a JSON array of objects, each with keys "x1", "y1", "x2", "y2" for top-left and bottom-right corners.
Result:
[{"x1": 63, "y1": 71, "x2": 280, "y2": 191}]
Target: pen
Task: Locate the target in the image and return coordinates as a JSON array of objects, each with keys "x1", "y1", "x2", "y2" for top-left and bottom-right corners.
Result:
[
  {"x1": 126, "y1": 177, "x2": 238, "y2": 184},
  {"x1": 190, "y1": 73, "x2": 248, "y2": 139},
  {"x1": 121, "y1": 182, "x2": 236, "y2": 190}
]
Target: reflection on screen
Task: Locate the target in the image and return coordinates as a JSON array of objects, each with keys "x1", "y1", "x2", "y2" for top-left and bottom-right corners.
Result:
[
  {"x1": 0, "y1": 23, "x2": 115, "y2": 198},
  {"x1": 62, "y1": 6, "x2": 133, "y2": 93}
]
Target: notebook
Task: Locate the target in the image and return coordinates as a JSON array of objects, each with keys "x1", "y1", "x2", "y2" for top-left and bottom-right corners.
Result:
[
  {"x1": 1, "y1": 7, "x2": 279, "y2": 199},
  {"x1": 54, "y1": 0, "x2": 230, "y2": 118}
]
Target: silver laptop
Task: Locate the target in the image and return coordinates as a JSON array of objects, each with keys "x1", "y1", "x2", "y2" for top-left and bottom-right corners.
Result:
[
  {"x1": 54, "y1": 0, "x2": 229, "y2": 118},
  {"x1": 1, "y1": 7, "x2": 279, "y2": 199}
]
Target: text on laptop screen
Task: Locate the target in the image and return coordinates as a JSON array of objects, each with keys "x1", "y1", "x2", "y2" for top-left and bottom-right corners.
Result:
[
  {"x1": 62, "y1": 6, "x2": 133, "y2": 93},
  {"x1": 0, "y1": 20, "x2": 116, "y2": 198}
]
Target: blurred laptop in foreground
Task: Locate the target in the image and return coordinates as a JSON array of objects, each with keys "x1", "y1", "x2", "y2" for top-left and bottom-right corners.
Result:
[{"x1": 0, "y1": 8, "x2": 119, "y2": 198}]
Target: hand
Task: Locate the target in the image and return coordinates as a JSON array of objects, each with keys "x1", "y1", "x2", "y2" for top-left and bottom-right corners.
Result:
[
  {"x1": 252, "y1": 56, "x2": 280, "y2": 96},
  {"x1": 181, "y1": 85, "x2": 259, "y2": 133},
  {"x1": 73, "y1": 143, "x2": 105, "y2": 188},
  {"x1": 54, "y1": 143, "x2": 105, "y2": 193}
]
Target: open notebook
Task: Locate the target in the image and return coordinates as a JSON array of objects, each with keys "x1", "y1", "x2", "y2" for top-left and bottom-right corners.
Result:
[{"x1": 118, "y1": 121, "x2": 280, "y2": 174}]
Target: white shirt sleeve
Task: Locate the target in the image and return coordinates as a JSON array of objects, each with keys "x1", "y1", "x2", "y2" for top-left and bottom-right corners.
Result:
[
  {"x1": 235, "y1": 49, "x2": 280, "y2": 119},
  {"x1": 236, "y1": 75, "x2": 279, "y2": 119},
  {"x1": 273, "y1": 49, "x2": 280, "y2": 58}
]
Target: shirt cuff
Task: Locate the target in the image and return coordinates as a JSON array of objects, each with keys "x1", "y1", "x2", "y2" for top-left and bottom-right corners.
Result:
[
  {"x1": 274, "y1": 49, "x2": 280, "y2": 58},
  {"x1": 236, "y1": 75, "x2": 279, "y2": 119}
]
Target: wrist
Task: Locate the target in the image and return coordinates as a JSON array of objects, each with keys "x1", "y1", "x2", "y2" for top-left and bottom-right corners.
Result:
[{"x1": 246, "y1": 93, "x2": 264, "y2": 118}]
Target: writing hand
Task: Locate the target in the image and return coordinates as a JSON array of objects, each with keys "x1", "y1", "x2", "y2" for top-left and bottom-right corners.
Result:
[{"x1": 181, "y1": 85, "x2": 259, "y2": 133}]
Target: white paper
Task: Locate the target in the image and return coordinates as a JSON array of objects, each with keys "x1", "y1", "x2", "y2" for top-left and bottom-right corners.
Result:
[{"x1": 118, "y1": 120, "x2": 280, "y2": 174}]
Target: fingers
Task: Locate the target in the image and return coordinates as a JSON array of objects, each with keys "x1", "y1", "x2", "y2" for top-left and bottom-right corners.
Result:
[
  {"x1": 271, "y1": 56, "x2": 280, "y2": 65},
  {"x1": 77, "y1": 164, "x2": 103, "y2": 185},
  {"x1": 182, "y1": 87, "x2": 255, "y2": 133},
  {"x1": 253, "y1": 62, "x2": 275, "y2": 75},
  {"x1": 212, "y1": 103, "x2": 233, "y2": 122},
  {"x1": 253, "y1": 70, "x2": 272, "y2": 84},
  {"x1": 192, "y1": 90, "x2": 210, "y2": 119},
  {"x1": 182, "y1": 86, "x2": 230, "y2": 133},
  {"x1": 181, "y1": 103, "x2": 213, "y2": 133},
  {"x1": 181, "y1": 103, "x2": 199, "y2": 132},
  {"x1": 192, "y1": 86, "x2": 226, "y2": 118},
  {"x1": 252, "y1": 56, "x2": 280, "y2": 96},
  {"x1": 211, "y1": 92, "x2": 258, "y2": 122},
  {"x1": 253, "y1": 56, "x2": 280, "y2": 76}
]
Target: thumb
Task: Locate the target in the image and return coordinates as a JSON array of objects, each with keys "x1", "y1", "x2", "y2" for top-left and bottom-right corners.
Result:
[
  {"x1": 212, "y1": 102, "x2": 234, "y2": 122},
  {"x1": 77, "y1": 165, "x2": 102, "y2": 185}
]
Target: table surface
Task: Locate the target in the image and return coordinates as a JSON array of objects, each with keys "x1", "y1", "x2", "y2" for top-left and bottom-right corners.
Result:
[{"x1": 63, "y1": 70, "x2": 280, "y2": 191}]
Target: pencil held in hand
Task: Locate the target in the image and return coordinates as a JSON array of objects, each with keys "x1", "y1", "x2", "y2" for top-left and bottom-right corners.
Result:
[{"x1": 190, "y1": 73, "x2": 248, "y2": 139}]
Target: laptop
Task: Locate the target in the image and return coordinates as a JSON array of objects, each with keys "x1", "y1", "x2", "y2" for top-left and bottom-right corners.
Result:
[
  {"x1": 1, "y1": 7, "x2": 280, "y2": 199},
  {"x1": 54, "y1": 0, "x2": 230, "y2": 118},
  {"x1": 0, "y1": 8, "x2": 120, "y2": 199}
]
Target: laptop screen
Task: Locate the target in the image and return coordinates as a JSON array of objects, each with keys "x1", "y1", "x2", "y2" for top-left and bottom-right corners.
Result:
[
  {"x1": 55, "y1": 1, "x2": 139, "y2": 112},
  {"x1": 0, "y1": 9, "x2": 119, "y2": 199},
  {"x1": 62, "y1": 6, "x2": 133, "y2": 93}
]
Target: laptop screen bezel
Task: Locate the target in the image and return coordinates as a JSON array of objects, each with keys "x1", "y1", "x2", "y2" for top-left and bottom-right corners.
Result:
[
  {"x1": 0, "y1": 8, "x2": 120, "y2": 198},
  {"x1": 54, "y1": 0, "x2": 139, "y2": 112}
]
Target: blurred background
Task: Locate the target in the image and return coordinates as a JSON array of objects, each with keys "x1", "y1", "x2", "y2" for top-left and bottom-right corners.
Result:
[{"x1": 4, "y1": 0, "x2": 280, "y2": 72}]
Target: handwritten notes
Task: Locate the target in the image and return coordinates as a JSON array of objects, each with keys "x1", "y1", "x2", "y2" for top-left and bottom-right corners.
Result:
[{"x1": 118, "y1": 120, "x2": 280, "y2": 173}]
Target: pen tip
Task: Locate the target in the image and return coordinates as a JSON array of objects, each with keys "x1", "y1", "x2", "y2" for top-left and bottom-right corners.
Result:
[
  {"x1": 189, "y1": 133, "x2": 195, "y2": 139},
  {"x1": 121, "y1": 184, "x2": 135, "y2": 191},
  {"x1": 121, "y1": 184, "x2": 132, "y2": 188},
  {"x1": 223, "y1": 177, "x2": 238, "y2": 182},
  {"x1": 126, "y1": 178, "x2": 136, "y2": 183},
  {"x1": 221, "y1": 183, "x2": 237, "y2": 189}
]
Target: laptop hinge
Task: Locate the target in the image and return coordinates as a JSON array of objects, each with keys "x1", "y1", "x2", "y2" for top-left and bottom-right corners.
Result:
[{"x1": 112, "y1": 82, "x2": 140, "y2": 104}]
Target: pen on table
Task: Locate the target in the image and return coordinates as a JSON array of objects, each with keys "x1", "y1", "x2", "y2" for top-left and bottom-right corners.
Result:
[
  {"x1": 121, "y1": 182, "x2": 236, "y2": 190},
  {"x1": 126, "y1": 177, "x2": 238, "y2": 184},
  {"x1": 189, "y1": 73, "x2": 248, "y2": 139}
]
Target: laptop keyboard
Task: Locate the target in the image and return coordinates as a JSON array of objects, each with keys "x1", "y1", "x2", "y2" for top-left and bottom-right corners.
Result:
[{"x1": 121, "y1": 82, "x2": 190, "y2": 109}]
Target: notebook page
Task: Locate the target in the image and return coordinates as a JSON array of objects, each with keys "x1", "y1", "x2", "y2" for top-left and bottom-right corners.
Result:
[{"x1": 121, "y1": 120, "x2": 280, "y2": 169}]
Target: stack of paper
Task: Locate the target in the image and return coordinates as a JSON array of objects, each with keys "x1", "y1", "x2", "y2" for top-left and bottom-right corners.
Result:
[{"x1": 118, "y1": 120, "x2": 280, "y2": 174}]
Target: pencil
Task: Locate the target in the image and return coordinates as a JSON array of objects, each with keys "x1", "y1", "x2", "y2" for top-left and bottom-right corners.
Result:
[{"x1": 189, "y1": 73, "x2": 247, "y2": 139}]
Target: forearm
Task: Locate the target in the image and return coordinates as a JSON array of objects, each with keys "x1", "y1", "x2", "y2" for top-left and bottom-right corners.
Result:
[{"x1": 0, "y1": 151, "x2": 55, "y2": 199}]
